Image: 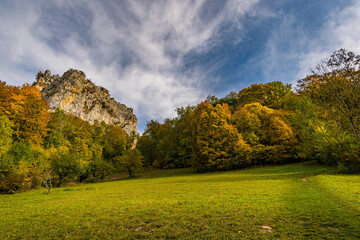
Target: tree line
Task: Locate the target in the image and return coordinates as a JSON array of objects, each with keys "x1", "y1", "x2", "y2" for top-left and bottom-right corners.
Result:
[{"x1": 137, "y1": 49, "x2": 360, "y2": 173}]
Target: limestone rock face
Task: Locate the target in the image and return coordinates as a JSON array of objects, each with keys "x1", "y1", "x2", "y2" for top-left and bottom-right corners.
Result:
[{"x1": 33, "y1": 69, "x2": 137, "y2": 135}]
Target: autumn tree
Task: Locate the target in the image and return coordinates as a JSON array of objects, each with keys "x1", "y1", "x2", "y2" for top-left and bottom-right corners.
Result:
[
  {"x1": 297, "y1": 49, "x2": 360, "y2": 172},
  {"x1": 191, "y1": 101, "x2": 252, "y2": 172},
  {"x1": 0, "y1": 82, "x2": 49, "y2": 143},
  {"x1": 298, "y1": 49, "x2": 360, "y2": 140},
  {"x1": 237, "y1": 81, "x2": 292, "y2": 109},
  {"x1": 0, "y1": 82, "x2": 50, "y2": 193},
  {"x1": 233, "y1": 102, "x2": 297, "y2": 164}
]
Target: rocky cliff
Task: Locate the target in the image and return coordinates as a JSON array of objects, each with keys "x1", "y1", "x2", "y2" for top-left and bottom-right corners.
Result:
[{"x1": 33, "y1": 69, "x2": 137, "y2": 135}]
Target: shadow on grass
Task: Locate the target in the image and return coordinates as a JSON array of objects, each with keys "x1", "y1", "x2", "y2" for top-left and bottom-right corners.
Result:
[{"x1": 272, "y1": 172, "x2": 360, "y2": 239}]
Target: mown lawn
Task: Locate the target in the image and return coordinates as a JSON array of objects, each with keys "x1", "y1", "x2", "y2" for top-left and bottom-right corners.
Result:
[{"x1": 1, "y1": 162, "x2": 360, "y2": 239}]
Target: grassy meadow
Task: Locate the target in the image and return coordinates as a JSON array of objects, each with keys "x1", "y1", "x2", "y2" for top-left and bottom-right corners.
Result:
[{"x1": 1, "y1": 162, "x2": 360, "y2": 239}]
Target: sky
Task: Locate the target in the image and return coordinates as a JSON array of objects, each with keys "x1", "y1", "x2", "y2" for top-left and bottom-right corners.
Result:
[{"x1": 0, "y1": 0, "x2": 359, "y2": 133}]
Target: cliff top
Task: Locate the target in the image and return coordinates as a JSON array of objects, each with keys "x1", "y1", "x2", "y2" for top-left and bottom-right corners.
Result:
[{"x1": 33, "y1": 69, "x2": 137, "y2": 135}]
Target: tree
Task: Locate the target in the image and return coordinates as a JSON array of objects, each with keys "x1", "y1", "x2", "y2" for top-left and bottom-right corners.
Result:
[
  {"x1": 0, "y1": 82, "x2": 49, "y2": 143},
  {"x1": 298, "y1": 49, "x2": 360, "y2": 141},
  {"x1": 267, "y1": 81, "x2": 293, "y2": 109},
  {"x1": 237, "y1": 81, "x2": 292, "y2": 109},
  {"x1": 45, "y1": 108, "x2": 68, "y2": 148},
  {"x1": 85, "y1": 158, "x2": 114, "y2": 181},
  {"x1": 102, "y1": 124, "x2": 127, "y2": 162},
  {"x1": 137, "y1": 133, "x2": 157, "y2": 167},
  {"x1": 137, "y1": 106, "x2": 195, "y2": 169},
  {"x1": 114, "y1": 149, "x2": 143, "y2": 177},
  {"x1": 51, "y1": 153, "x2": 84, "y2": 186},
  {"x1": 38, "y1": 171, "x2": 53, "y2": 194},
  {"x1": 0, "y1": 115, "x2": 13, "y2": 156},
  {"x1": 137, "y1": 120, "x2": 162, "y2": 167},
  {"x1": 0, "y1": 142, "x2": 36, "y2": 193},
  {"x1": 191, "y1": 101, "x2": 252, "y2": 172},
  {"x1": 297, "y1": 49, "x2": 360, "y2": 172},
  {"x1": 233, "y1": 102, "x2": 297, "y2": 164}
]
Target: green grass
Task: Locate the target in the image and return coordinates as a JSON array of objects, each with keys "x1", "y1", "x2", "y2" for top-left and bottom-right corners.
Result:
[{"x1": 1, "y1": 162, "x2": 360, "y2": 239}]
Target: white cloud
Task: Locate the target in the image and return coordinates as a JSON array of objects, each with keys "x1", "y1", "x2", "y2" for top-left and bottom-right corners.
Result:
[
  {"x1": 297, "y1": 1, "x2": 360, "y2": 80},
  {"x1": 258, "y1": 1, "x2": 360, "y2": 89},
  {"x1": 0, "y1": 0, "x2": 260, "y2": 131}
]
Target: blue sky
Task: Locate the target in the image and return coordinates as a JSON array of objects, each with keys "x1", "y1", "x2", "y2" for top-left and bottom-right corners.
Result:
[{"x1": 0, "y1": 0, "x2": 359, "y2": 133}]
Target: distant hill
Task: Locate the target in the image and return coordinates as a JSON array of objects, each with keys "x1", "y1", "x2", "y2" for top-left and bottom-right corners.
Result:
[{"x1": 33, "y1": 69, "x2": 137, "y2": 135}]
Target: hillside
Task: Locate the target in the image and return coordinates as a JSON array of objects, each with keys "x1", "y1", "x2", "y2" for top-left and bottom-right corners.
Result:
[
  {"x1": 33, "y1": 69, "x2": 137, "y2": 135},
  {"x1": 1, "y1": 162, "x2": 360, "y2": 239}
]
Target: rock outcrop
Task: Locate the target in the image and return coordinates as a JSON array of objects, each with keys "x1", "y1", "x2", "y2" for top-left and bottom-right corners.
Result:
[{"x1": 33, "y1": 69, "x2": 137, "y2": 135}]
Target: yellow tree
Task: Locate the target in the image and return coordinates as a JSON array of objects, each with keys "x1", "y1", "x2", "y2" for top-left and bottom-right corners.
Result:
[
  {"x1": 233, "y1": 102, "x2": 297, "y2": 164},
  {"x1": 237, "y1": 81, "x2": 292, "y2": 109},
  {"x1": 17, "y1": 84, "x2": 49, "y2": 143},
  {"x1": 191, "y1": 101, "x2": 251, "y2": 172},
  {"x1": 0, "y1": 82, "x2": 49, "y2": 143}
]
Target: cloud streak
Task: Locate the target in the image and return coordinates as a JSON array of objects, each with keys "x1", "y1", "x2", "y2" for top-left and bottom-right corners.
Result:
[
  {"x1": 1, "y1": 0, "x2": 357, "y2": 132},
  {"x1": 260, "y1": 1, "x2": 360, "y2": 86},
  {"x1": 0, "y1": 0, "x2": 260, "y2": 131},
  {"x1": 298, "y1": 0, "x2": 360, "y2": 78}
]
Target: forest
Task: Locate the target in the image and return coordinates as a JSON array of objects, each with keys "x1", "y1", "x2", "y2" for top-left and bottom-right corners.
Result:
[
  {"x1": 0, "y1": 83, "x2": 141, "y2": 193},
  {"x1": 0, "y1": 49, "x2": 359, "y2": 194},
  {"x1": 137, "y1": 49, "x2": 360, "y2": 173}
]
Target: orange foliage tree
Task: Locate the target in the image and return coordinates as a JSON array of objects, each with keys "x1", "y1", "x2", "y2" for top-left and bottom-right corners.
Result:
[{"x1": 0, "y1": 82, "x2": 49, "y2": 143}]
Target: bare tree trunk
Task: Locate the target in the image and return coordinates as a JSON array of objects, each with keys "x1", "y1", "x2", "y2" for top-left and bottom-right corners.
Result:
[{"x1": 39, "y1": 171, "x2": 52, "y2": 194}]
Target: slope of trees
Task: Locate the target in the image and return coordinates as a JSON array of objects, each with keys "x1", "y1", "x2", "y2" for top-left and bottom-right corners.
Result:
[{"x1": 0, "y1": 82, "x2": 140, "y2": 193}]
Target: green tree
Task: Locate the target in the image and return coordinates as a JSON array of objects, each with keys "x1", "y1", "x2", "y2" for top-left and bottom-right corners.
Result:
[
  {"x1": 51, "y1": 153, "x2": 84, "y2": 186},
  {"x1": 102, "y1": 124, "x2": 127, "y2": 162},
  {"x1": 114, "y1": 149, "x2": 143, "y2": 177},
  {"x1": 298, "y1": 49, "x2": 360, "y2": 141},
  {"x1": 137, "y1": 120, "x2": 161, "y2": 167},
  {"x1": 85, "y1": 158, "x2": 114, "y2": 181},
  {"x1": 0, "y1": 142, "x2": 35, "y2": 193},
  {"x1": 45, "y1": 108, "x2": 68, "y2": 148},
  {"x1": 0, "y1": 115, "x2": 13, "y2": 156},
  {"x1": 137, "y1": 106, "x2": 194, "y2": 169},
  {"x1": 297, "y1": 49, "x2": 360, "y2": 171}
]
